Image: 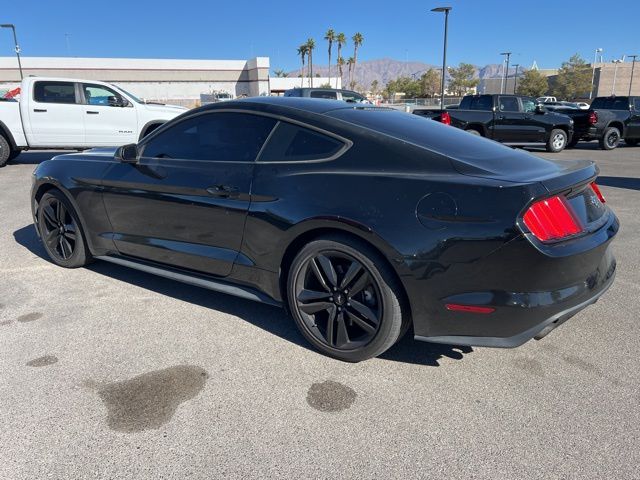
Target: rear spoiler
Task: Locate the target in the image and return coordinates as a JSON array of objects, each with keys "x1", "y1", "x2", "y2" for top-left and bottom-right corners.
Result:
[{"x1": 538, "y1": 161, "x2": 598, "y2": 194}]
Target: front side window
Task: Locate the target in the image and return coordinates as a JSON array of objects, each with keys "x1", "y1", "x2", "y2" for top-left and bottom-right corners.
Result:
[
  {"x1": 522, "y1": 98, "x2": 536, "y2": 113},
  {"x1": 82, "y1": 83, "x2": 125, "y2": 106},
  {"x1": 259, "y1": 122, "x2": 344, "y2": 161},
  {"x1": 33, "y1": 81, "x2": 77, "y2": 104},
  {"x1": 499, "y1": 96, "x2": 520, "y2": 112},
  {"x1": 341, "y1": 91, "x2": 364, "y2": 103},
  {"x1": 310, "y1": 90, "x2": 338, "y2": 99},
  {"x1": 612, "y1": 97, "x2": 630, "y2": 110},
  {"x1": 142, "y1": 112, "x2": 277, "y2": 161}
]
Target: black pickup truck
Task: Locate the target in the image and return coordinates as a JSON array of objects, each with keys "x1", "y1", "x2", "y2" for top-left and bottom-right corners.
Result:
[
  {"x1": 578, "y1": 96, "x2": 640, "y2": 150},
  {"x1": 414, "y1": 94, "x2": 574, "y2": 152}
]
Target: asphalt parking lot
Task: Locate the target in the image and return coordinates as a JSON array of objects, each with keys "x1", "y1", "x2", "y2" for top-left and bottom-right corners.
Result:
[{"x1": 1, "y1": 144, "x2": 638, "y2": 479}]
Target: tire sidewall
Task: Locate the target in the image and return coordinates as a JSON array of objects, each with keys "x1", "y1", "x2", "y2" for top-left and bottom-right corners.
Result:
[
  {"x1": 287, "y1": 237, "x2": 402, "y2": 362},
  {"x1": 547, "y1": 129, "x2": 567, "y2": 152},
  {"x1": 601, "y1": 127, "x2": 620, "y2": 150},
  {"x1": 0, "y1": 135, "x2": 10, "y2": 167},
  {"x1": 37, "y1": 191, "x2": 89, "y2": 268}
]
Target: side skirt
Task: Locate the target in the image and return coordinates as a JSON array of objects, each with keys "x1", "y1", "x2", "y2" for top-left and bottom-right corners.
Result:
[{"x1": 95, "y1": 255, "x2": 281, "y2": 307}]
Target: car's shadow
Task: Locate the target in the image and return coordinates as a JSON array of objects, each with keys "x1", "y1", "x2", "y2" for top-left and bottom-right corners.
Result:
[
  {"x1": 596, "y1": 176, "x2": 640, "y2": 192},
  {"x1": 13, "y1": 224, "x2": 473, "y2": 366},
  {"x1": 10, "y1": 150, "x2": 75, "y2": 165}
]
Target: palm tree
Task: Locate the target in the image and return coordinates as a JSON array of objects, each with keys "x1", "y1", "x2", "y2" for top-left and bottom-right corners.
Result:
[
  {"x1": 351, "y1": 32, "x2": 364, "y2": 88},
  {"x1": 336, "y1": 33, "x2": 347, "y2": 88},
  {"x1": 273, "y1": 69, "x2": 288, "y2": 78},
  {"x1": 324, "y1": 29, "x2": 336, "y2": 86},
  {"x1": 337, "y1": 56, "x2": 345, "y2": 88},
  {"x1": 305, "y1": 38, "x2": 316, "y2": 88},
  {"x1": 297, "y1": 44, "x2": 308, "y2": 87},
  {"x1": 347, "y1": 57, "x2": 355, "y2": 89}
]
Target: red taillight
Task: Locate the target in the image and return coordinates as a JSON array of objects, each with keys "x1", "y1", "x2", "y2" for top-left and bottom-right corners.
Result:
[
  {"x1": 445, "y1": 304, "x2": 495, "y2": 314},
  {"x1": 523, "y1": 195, "x2": 583, "y2": 242},
  {"x1": 441, "y1": 111, "x2": 451, "y2": 126},
  {"x1": 591, "y1": 182, "x2": 605, "y2": 203},
  {"x1": 588, "y1": 111, "x2": 598, "y2": 125}
]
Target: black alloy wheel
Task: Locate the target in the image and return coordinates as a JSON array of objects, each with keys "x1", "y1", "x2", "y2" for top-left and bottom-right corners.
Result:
[
  {"x1": 600, "y1": 127, "x2": 620, "y2": 150},
  {"x1": 288, "y1": 236, "x2": 405, "y2": 362},
  {"x1": 37, "y1": 191, "x2": 91, "y2": 268}
]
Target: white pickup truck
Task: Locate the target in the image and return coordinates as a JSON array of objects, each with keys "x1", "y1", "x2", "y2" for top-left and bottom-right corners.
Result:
[{"x1": 0, "y1": 76, "x2": 187, "y2": 166}]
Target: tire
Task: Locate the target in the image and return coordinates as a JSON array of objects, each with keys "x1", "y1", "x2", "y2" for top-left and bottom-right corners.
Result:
[
  {"x1": 0, "y1": 135, "x2": 11, "y2": 167},
  {"x1": 625, "y1": 138, "x2": 639, "y2": 146},
  {"x1": 599, "y1": 127, "x2": 620, "y2": 150},
  {"x1": 466, "y1": 128, "x2": 482, "y2": 136},
  {"x1": 37, "y1": 190, "x2": 92, "y2": 268},
  {"x1": 286, "y1": 234, "x2": 405, "y2": 362},
  {"x1": 8, "y1": 149, "x2": 20, "y2": 161},
  {"x1": 546, "y1": 129, "x2": 567, "y2": 153}
]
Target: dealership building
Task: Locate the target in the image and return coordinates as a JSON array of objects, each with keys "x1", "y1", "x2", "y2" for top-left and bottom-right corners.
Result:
[{"x1": 0, "y1": 56, "x2": 339, "y2": 106}]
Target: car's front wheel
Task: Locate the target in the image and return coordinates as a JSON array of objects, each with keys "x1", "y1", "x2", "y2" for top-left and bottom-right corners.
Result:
[
  {"x1": 546, "y1": 129, "x2": 567, "y2": 152},
  {"x1": 37, "y1": 190, "x2": 92, "y2": 268},
  {"x1": 287, "y1": 235, "x2": 405, "y2": 362}
]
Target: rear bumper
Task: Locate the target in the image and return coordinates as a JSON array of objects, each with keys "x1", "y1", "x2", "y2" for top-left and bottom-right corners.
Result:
[{"x1": 415, "y1": 263, "x2": 615, "y2": 348}]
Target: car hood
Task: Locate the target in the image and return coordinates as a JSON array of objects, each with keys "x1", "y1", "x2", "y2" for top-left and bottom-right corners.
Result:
[{"x1": 141, "y1": 103, "x2": 188, "y2": 115}]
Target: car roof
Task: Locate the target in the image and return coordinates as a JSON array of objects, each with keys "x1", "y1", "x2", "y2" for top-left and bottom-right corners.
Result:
[{"x1": 199, "y1": 96, "x2": 359, "y2": 115}]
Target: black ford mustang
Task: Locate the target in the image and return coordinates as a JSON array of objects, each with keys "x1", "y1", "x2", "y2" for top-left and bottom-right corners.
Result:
[{"x1": 31, "y1": 98, "x2": 618, "y2": 362}]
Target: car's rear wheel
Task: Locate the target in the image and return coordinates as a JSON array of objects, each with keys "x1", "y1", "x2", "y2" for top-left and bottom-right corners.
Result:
[
  {"x1": 466, "y1": 128, "x2": 482, "y2": 136},
  {"x1": 546, "y1": 129, "x2": 567, "y2": 152},
  {"x1": 0, "y1": 135, "x2": 11, "y2": 167},
  {"x1": 287, "y1": 235, "x2": 405, "y2": 362},
  {"x1": 37, "y1": 190, "x2": 92, "y2": 268},
  {"x1": 599, "y1": 127, "x2": 620, "y2": 150}
]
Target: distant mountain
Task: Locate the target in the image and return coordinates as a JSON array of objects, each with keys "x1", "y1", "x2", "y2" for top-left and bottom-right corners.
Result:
[{"x1": 286, "y1": 58, "x2": 524, "y2": 90}]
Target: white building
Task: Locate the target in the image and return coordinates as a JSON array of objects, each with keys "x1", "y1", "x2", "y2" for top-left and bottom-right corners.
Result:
[{"x1": 0, "y1": 56, "x2": 340, "y2": 106}]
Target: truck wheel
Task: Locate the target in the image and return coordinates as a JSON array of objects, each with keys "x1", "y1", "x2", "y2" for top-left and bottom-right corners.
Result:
[
  {"x1": 0, "y1": 135, "x2": 11, "y2": 167},
  {"x1": 466, "y1": 128, "x2": 482, "y2": 136},
  {"x1": 625, "y1": 138, "x2": 639, "y2": 146},
  {"x1": 546, "y1": 129, "x2": 567, "y2": 153},
  {"x1": 599, "y1": 127, "x2": 620, "y2": 150}
]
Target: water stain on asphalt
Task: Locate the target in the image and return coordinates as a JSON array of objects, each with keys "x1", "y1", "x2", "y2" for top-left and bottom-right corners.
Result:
[
  {"x1": 0, "y1": 320, "x2": 13, "y2": 326},
  {"x1": 17, "y1": 312, "x2": 43, "y2": 323},
  {"x1": 512, "y1": 357, "x2": 545, "y2": 377},
  {"x1": 26, "y1": 355, "x2": 58, "y2": 367},
  {"x1": 562, "y1": 354, "x2": 622, "y2": 386},
  {"x1": 306, "y1": 380, "x2": 357, "y2": 412},
  {"x1": 93, "y1": 365, "x2": 209, "y2": 433}
]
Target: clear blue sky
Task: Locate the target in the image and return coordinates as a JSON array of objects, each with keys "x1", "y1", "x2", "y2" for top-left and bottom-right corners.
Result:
[{"x1": 3, "y1": 0, "x2": 638, "y2": 72}]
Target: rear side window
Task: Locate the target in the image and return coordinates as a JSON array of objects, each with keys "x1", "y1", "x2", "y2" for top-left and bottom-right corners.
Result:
[
  {"x1": 33, "y1": 81, "x2": 77, "y2": 104},
  {"x1": 142, "y1": 112, "x2": 277, "y2": 161},
  {"x1": 310, "y1": 90, "x2": 338, "y2": 99},
  {"x1": 499, "y1": 96, "x2": 520, "y2": 112},
  {"x1": 464, "y1": 95, "x2": 493, "y2": 110},
  {"x1": 259, "y1": 122, "x2": 344, "y2": 161},
  {"x1": 634, "y1": 98, "x2": 640, "y2": 111},
  {"x1": 612, "y1": 97, "x2": 629, "y2": 110}
]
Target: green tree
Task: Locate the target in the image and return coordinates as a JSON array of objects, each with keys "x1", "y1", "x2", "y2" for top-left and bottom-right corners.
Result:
[
  {"x1": 296, "y1": 44, "x2": 308, "y2": 87},
  {"x1": 336, "y1": 33, "x2": 347, "y2": 88},
  {"x1": 552, "y1": 53, "x2": 591, "y2": 100},
  {"x1": 447, "y1": 63, "x2": 479, "y2": 96},
  {"x1": 384, "y1": 76, "x2": 421, "y2": 99},
  {"x1": 324, "y1": 29, "x2": 336, "y2": 85},
  {"x1": 273, "y1": 69, "x2": 288, "y2": 78},
  {"x1": 370, "y1": 79, "x2": 379, "y2": 96},
  {"x1": 305, "y1": 38, "x2": 316, "y2": 88},
  {"x1": 516, "y1": 69, "x2": 549, "y2": 97},
  {"x1": 351, "y1": 33, "x2": 364, "y2": 88},
  {"x1": 420, "y1": 68, "x2": 440, "y2": 97}
]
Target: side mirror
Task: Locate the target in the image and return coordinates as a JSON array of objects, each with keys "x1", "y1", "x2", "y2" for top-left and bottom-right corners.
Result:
[
  {"x1": 108, "y1": 95, "x2": 128, "y2": 107},
  {"x1": 535, "y1": 104, "x2": 546, "y2": 114},
  {"x1": 116, "y1": 143, "x2": 139, "y2": 163}
]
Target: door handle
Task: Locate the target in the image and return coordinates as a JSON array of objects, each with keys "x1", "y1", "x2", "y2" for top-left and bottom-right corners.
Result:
[
  {"x1": 33, "y1": 108, "x2": 47, "y2": 112},
  {"x1": 86, "y1": 111, "x2": 99, "y2": 114},
  {"x1": 206, "y1": 185, "x2": 239, "y2": 199}
]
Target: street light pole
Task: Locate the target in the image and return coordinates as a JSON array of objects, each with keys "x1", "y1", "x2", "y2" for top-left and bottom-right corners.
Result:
[
  {"x1": 431, "y1": 6, "x2": 451, "y2": 110},
  {"x1": 512, "y1": 64, "x2": 519, "y2": 93},
  {"x1": 628, "y1": 55, "x2": 638, "y2": 96},
  {"x1": 1, "y1": 24, "x2": 23, "y2": 80},
  {"x1": 590, "y1": 48, "x2": 603, "y2": 99},
  {"x1": 612, "y1": 59, "x2": 622, "y2": 95},
  {"x1": 500, "y1": 52, "x2": 511, "y2": 94}
]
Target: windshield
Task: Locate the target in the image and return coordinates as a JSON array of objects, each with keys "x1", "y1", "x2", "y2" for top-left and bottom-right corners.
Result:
[{"x1": 113, "y1": 85, "x2": 143, "y2": 104}]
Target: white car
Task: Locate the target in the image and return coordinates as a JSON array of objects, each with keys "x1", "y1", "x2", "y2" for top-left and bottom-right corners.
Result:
[
  {"x1": 0, "y1": 76, "x2": 187, "y2": 166},
  {"x1": 575, "y1": 102, "x2": 590, "y2": 110}
]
